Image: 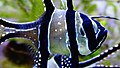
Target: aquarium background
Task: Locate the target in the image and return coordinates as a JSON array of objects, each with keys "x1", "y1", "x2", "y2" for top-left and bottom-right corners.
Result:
[{"x1": 0, "y1": 0, "x2": 120, "y2": 68}]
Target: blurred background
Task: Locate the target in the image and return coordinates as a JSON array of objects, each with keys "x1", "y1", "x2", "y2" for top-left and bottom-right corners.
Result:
[{"x1": 0, "y1": 0, "x2": 120, "y2": 68}]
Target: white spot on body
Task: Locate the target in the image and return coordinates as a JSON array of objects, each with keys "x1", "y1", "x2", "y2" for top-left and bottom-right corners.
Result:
[
  {"x1": 117, "y1": 50, "x2": 120, "y2": 52},
  {"x1": 65, "y1": 62, "x2": 67, "y2": 64},
  {"x1": 36, "y1": 61, "x2": 38, "y2": 63},
  {"x1": 59, "y1": 29, "x2": 62, "y2": 31},
  {"x1": 44, "y1": 8, "x2": 46, "y2": 11},
  {"x1": 39, "y1": 59, "x2": 41, "y2": 62},
  {"x1": 24, "y1": 35, "x2": 27, "y2": 37},
  {"x1": 36, "y1": 55, "x2": 38, "y2": 58},
  {"x1": 105, "y1": 50, "x2": 108, "y2": 53},
  {"x1": 114, "y1": 44, "x2": 119, "y2": 47},
  {"x1": 34, "y1": 39, "x2": 36, "y2": 41},
  {"x1": 55, "y1": 29, "x2": 58, "y2": 32},
  {"x1": 101, "y1": 52, "x2": 104, "y2": 55},
  {"x1": 59, "y1": 37, "x2": 62, "y2": 40},
  {"x1": 1, "y1": 25, "x2": 4, "y2": 27},
  {"x1": 100, "y1": 64, "x2": 104, "y2": 67},
  {"x1": 5, "y1": 32, "x2": 9, "y2": 34},
  {"x1": 109, "y1": 47, "x2": 113, "y2": 50},
  {"x1": 96, "y1": 65, "x2": 101, "y2": 67},
  {"x1": 105, "y1": 65, "x2": 108, "y2": 67},
  {"x1": 68, "y1": 60, "x2": 70, "y2": 63},
  {"x1": 34, "y1": 33, "x2": 36, "y2": 35},
  {"x1": 107, "y1": 55, "x2": 111, "y2": 58},
  {"x1": 62, "y1": 58, "x2": 64, "y2": 61},
  {"x1": 110, "y1": 65, "x2": 114, "y2": 67},
  {"x1": 100, "y1": 60, "x2": 103, "y2": 62},
  {"x1": 67, "y1": 64, "x2": 69, "y2": 66},
  {"x1": 58, "y1": 22, "x2": 61, "y2": 25},
  {"x1": 39, "y1": 54, "x2": 41, "y2": 58},
  {"x1": 43, "y1": 3, "x2": 45, "y2": 7},
  {"x1": 2, "y1": 34, "x2": 5, "y2": 37},
  {"x1": 38, "y1": 63, "x2": 41, "y2": 66},
  {"x1": 38, "y1": 51, "x2": 40, "y2": 54},
  {"x1": 61, "y1": 62, "x2": 63, "y2": 65},
  {"x1": 59, "y1": 15, "x2": 63, "y2": 18},
  {"x1": 64, "y1": 56, "x2": 66, "y2": 58},
  {"x1": 66, "y1": 58, "x2": 68, "y2": 60},
  {"x1": 29, "y1": 37, "x2": 31, "y2": 39},
  {"x1": 103, "y1": 57, "x2": 107, "y2": 60},
  {"x1": 111, "y1": 52, "x2": 115, "y2": 55},
  {"x1": 115, "y1": 65, "x2": 119, "y2": 67}
]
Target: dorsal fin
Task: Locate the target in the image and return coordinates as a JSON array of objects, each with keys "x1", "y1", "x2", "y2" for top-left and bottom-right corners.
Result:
[
  {"x1": 43, "y1": 0, "x2": 55, "y2": 11},
  {"x1": 67, "y1": 0, "x2": 73, "y2": 10},
  {"x1": 0, "y1": 18, "x2": 40, "y2": 29}
]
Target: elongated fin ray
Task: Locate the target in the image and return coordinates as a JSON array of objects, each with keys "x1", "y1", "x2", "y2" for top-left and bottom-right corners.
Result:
[
  {"x1": 0, "y1": 18, "x2": 41, "y2": 29},
  {"x1": 92, "y1": 16, "x2": 120, "y2": 20},
  {"x1": 79, "y1": 43, "x2": 120, "y2": 67}
]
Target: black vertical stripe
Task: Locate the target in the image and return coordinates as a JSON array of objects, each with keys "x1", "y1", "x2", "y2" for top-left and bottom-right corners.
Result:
[
  {"x1": 66, "y1": 10, "x2": 79, "y2": 68},
  {"x1": 67, "y1": 0, "x2": 73, "y2": 10},
  {"x1": 38, "y1": 0, "x2": 55, "y2": 67},
  {"x1": 80, "y1": 13, "x2": 97, "y2": 51},
  {"x1": 66, "y1": 0, "x2": 79, "y2": 67}
]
